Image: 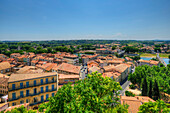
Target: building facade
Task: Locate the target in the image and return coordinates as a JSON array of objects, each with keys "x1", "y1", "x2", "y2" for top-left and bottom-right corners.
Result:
[{"x1": 8, "y1": 72, "x2": 58, "y2": 109}]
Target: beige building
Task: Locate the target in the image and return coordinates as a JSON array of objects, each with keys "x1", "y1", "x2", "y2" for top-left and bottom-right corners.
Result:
[
  {"x1": 0, "y1": 62, "x2": 11, "y2": 74},
  {"x1": 0, "y1": 74, "x2": 9, "y2": 95},
  {"x1": 8, "y1": 72, "x2": 58, "y2": 109}
]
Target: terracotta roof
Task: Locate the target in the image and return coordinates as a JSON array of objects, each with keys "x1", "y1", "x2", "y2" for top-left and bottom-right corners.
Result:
[
  {"x1": 0, "y1": 74, "x2": 9, "y2": 85},
  {"x1": 8, "y1": 72, "x2": 57, "y2": 83},
  {"x1": 125, "y1": 57, "x2": 133, "y2": 61},
  {"x1": 16, "y1": 66, "x2": 36, "y2": 74},
  {"x1": 0, "y1": 62, "x2": 11, "y2": 70},
  {"x1": 59, "y1": 74, "x2": 79, "y2": 79},
  {"x1": 103, "y1": 65, "x2": 115, "y2": 72},
  {"x1": 121, "y1": 96, "x2": 155, "y2": 113},
  {"x1": 114, "y1": 64, "x2": 128, "y2": 73},
  {"x1": 89, "y1": 66, "x2": 100, "y2": 72},
  {"x1": 139, "y1": 59, "x2": 150, "y2": 63},
  {"x1": 149, "y1": 60, "x2": 159, "y2": 65},
  {"x1": 11, "y1": 53, "x2": 21, "y2": 56},
  {"x1": 108, "y1": 60, "x2": 123, "y2": 64},
  {"x1": 96, "y1": 48, "x2": 106, "y2": 51},
  {"x1": 57, "y1": 63, "x2": 80, "y2": 74}
]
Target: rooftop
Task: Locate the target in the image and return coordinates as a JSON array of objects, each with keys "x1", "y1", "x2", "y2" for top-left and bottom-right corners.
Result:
[{"x1": 8, "y1": 72, "x2": 57, "y2": 83}]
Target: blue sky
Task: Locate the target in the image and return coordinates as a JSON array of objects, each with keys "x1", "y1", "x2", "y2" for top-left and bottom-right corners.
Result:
[{"x1": 0, "y1": 0, "x2": 170, "y2": 40}]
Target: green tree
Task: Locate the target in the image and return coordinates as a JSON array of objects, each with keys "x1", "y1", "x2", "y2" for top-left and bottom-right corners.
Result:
[
  {"x1": 104, "y1": 104, "x2": 129, "y2": 113},
  {"x1": 3, "y1": 105, "x2": 36, "y2": 113},
  {"x1": 153, "y1": 80, "x2": 160, "y2": 101},
  {"x1": 38, "y1": 72, "x2": 123, "y2": 113},
  {"x1": 142, "y1": 77, "x2": 148, "y2": 96},
  {"x1": 148, "y1": 79, "x2": 152, "y2": 98},
  {"x1": 138, "y1": 100, "x2": 170, "y2": 113},
  {"x1": 112, "y1": 46, "x2": 116, "y2": 50}
]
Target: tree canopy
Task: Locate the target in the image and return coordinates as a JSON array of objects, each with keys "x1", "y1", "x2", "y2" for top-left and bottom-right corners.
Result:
[
  {"x1": 138, "y1": 100, "x2": 170, "y2": 113},
  {"x1": 1, "y1": 105, "x2": 36, "y2": 113},
  {"x1": 128, "y1": 65, "x2": 170, "y2": 101},
  {"x1": 38, "y1": 72, "x2": 123, "y2": 113}
]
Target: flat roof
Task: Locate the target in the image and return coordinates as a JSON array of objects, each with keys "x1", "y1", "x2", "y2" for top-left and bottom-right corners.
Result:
[{"x1": 8, "y1": 72, "x2": 57, "y2": 83}]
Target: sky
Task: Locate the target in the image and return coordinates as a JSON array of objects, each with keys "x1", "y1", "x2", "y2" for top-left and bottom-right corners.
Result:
[{"x1": 0, "y1": 0, "x2": 170, "y2": 41}]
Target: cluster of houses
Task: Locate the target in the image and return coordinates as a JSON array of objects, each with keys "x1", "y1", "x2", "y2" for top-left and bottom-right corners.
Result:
[{"x1": 0, "y1": 51, "x2": 162, "y2": 112}]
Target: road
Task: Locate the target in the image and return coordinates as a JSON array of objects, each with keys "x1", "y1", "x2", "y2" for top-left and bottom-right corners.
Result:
[
  {"x1": 119, "y1": 67, "x2": 135, "y2": 95},
  {"x1": 120, "y1": 80, "x2": 130, "y2": 95}
]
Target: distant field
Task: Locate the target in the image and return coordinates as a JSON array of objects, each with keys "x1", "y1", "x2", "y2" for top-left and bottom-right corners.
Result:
[{"x1": 140, "y1": 53, "x2": 170, "y2": 58}]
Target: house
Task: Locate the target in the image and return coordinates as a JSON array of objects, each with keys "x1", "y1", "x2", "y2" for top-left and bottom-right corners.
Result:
[
  {"x1": 81, "y1": 54, "x2": 99, "y2": 65},
  {"x1": 88, "y1": 66, "x2": 102, "y2": 74},
  {"x1": 120, "y1": 95, "x2": 155, "y2": 113},
  {"x1": 107, "y1": 60, "x2": 123, "y2": 66},
  {"x1": 63, "y1": 54, "x2": 79, "y2": 65},
  {"x1": 102, "y1": 65, "x2": 115, "y2": 73},
  {"x1": 10, "y1": 53, "x2": 21, "y2": 59},
  {"x1": 36, "y1": 63, "x2": 58, "y2": 72},
  {"x1": 138, "y1": 59, "x2": 150, "y2": 66},
  {"x1": 55, "y1": 63, "x2": 81, "y2": 75},
  {"x1": 102, "y1": 72, "x2": 121, "y2": 82},
  {"x1": 125, "y1": 57, "x2": 133, "y2": 62},
  {"x1": 8, "y1": 72, "x2": 58, "y2": 109},
  {"x1": 58, "y1": 74, "x2": 79, "y2": 85},
  {"x1": 0, "y1": 74, "x2": 9, "y2": 95},
  {"x1": 16, "y1": 66, "x2": 43, "y2": 74},
  {"x1": 87, "y1": 60, "x2": 99, "y2": 69},
  {"x1": 113, "y1": 64, "x2": 128, "y2": 82},
  {"x1": 0, "y1": 62, "x2": 11, "y2": 74},
  {"x1": 138, "y1": 59, "x2": 159, "y2": 66},
  {"x1": 149, "y1": 60, "x2": 159, "y2": 66}
]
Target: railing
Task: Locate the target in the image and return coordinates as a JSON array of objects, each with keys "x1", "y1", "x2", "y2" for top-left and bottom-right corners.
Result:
[
  {"x1": 9, "y1": 80, "x2": 57, "y2": 91},
  {"x1": 8, "y1": 88, "x2": 57, "y2": 101}
]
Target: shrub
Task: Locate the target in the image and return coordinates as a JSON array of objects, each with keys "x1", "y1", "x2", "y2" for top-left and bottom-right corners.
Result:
[{"x1": 125, "y1": 91, "x2": 135, "y2": 97}]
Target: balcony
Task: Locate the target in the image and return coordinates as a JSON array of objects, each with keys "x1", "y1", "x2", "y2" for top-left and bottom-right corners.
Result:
[
  {"x1": 9, "y1": 80, "x2": 57, "y2": 91},
  {"x1": 8, "y1": 88, "x2": 57, "y2": 101}
]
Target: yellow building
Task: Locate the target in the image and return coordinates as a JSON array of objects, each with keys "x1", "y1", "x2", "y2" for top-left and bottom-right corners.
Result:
[{"x1": 8, "y1": 72, "x2": 58, "y2": 109}]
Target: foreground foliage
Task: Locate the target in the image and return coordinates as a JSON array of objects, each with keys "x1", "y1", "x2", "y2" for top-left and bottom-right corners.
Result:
[
  {"x1": 38, "y1": 72, "x2": 123, "y2": 113},
  {"x1": 1, "y1": 105, "x2": 36, "y2": 113},
  {"x1": 128, "y1": 65, "x2": 170, "y2": 96},
  {"x1": 138, "y1": 100, "x2": 170, "y2": 113}
]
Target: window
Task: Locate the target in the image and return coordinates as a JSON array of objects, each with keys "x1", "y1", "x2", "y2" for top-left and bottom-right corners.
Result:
[
  {"x1": 34, "y1": 80, "x2": 36, "y2": 86},
  {"x1": 46, "y1": 78, "x2": 48, "y2": 84},
  {"x1": 52, "y1": 85, "x2": 54, "y2": 90},
  {"x1": 46, "y1": 86, "x2": 48, "y2": 92},
  {"x1": 26, "y1": 90, "x2": 29, "y2": 96},
  {"x1": 12, "y1": 84, "x2": 15, "y2": 90},
  {"x1": 20, "y1": 91, "x2": 24, "y2": 97},
  {"x1": 41, "y1": 79, "x2": 43, "y2": 84},
  {"x1": 1, "y1": 70, "x2": 3, "y2": 73},
  {"x1": 46, "y1": 94, "x2": 49, "y2": 100},
  {"x1": 41, "y1": 87, "x2": 43, "y2": 93},
  {"x1": 41, "y1": 95, "x2": 44, "y2": 102},
  {"x1": 26, "y1": 99, "x2": 29, "y2": 103},
  {"x1": 34, "y1": 97, "x2": 38, "y2": 103},
  {"x1": 26, "y1": 82, "x2": 29, "y2": 87},
  {"x1": 12, "y1": 93, "x2": 16, "y2": 100},
  {"x1": 34, "y1": 88, "x2": 37, "y2": 94},
  {"x1": 52, "y1": 77, "x2": 54, "y2": 82},
  {"x1": 20, "y1": 83, "x2": 23, "y2": 88},
  {"x1": 52, "y1": 93, "x2": 55, "y2": 97},
  {"x1": 12, "y1": 102, "x2": 16, "y2": 106},
  {"x1": 20, "y1": 100, "x2": 24, "y2": 104}
]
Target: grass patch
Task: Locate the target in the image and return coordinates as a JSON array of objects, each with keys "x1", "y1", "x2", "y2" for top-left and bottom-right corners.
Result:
[{"x1": 140, "y1": 53, "x2": 170, "y2": 58}]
